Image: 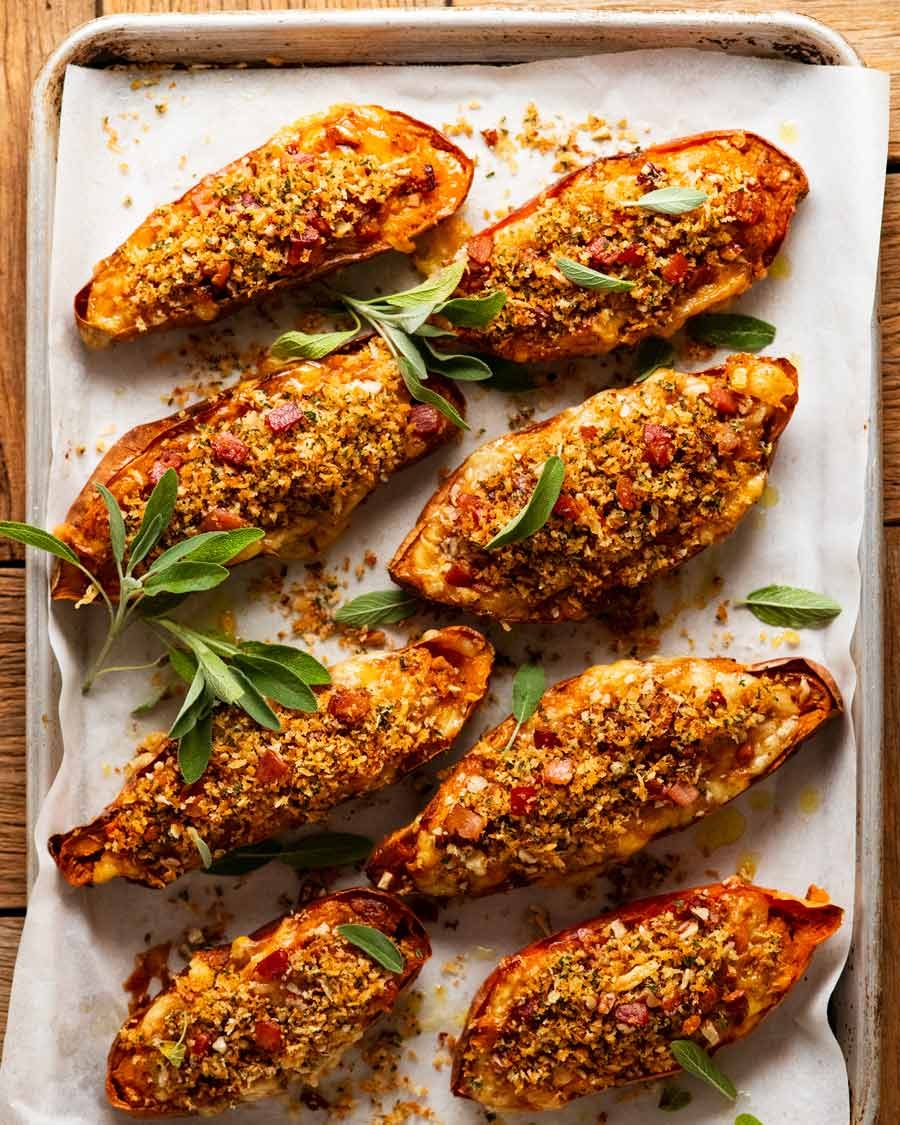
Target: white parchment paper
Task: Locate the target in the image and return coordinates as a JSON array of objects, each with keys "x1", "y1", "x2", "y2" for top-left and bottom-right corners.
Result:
[{"x1": 0, "y1": 49, "x2": 888, "y2": 1125}]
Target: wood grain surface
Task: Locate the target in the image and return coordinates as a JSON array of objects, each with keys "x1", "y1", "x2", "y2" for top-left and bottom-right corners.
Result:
[{"x1": 1, "y1": 1, "x2": 896, "y2": 1119}]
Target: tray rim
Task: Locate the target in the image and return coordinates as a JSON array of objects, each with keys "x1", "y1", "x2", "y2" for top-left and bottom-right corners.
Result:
[{"x1": 24, "y1": 9, "x2": 880, "y2": 1124}]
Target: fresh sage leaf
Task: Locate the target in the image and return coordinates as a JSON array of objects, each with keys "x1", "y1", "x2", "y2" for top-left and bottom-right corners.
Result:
[
  {"x1": 688, "y1": 313, "x2": 776, "y2": 352},
  {"x1": 158, "y1": 1019, "x2": 188, "y2": 1069},
  {"x1": 164, "y1": 627, "x2": 244, "y2": 705},
  {"x1": 167, "y1": 646, "x2": 198, "y2": 685},
  {"x1": 480, "y1": 359, "x2": 536, "y2": 393},
  {"x1": 148, "y1": 528, "x2": 263, "y2": 573},
  {"x1": 278, "y1": 832, "x2": 373, "y2": 869},
  {"x1": 484, "y1": 456, "x2": 565, "y2": 550},
  {"x1": 128, "y1": 468, "x2": 178, "y2": 567},
  {"x1": 0, "y1": 522, "x2": 82, "y2": 567},
  {"x1": 270, "y1": 312, "x2": 361, "y2": 362},
  {"x1": 94, "y1": 484, "x2": 126, "y2": 568},
  {"x1": 234, "y1": 654, "x2": 317, "y2": 712},
  {"x1": 336, "y1": 923, "x2": 405, "y2": 973},
  {"x1": 232, "y1": 668, "x2": 282, "y2": 731},
  {"x1": 131, "y1": 685, "x2": 171, "y2": 717},
  {"x1": 658, "y1": 1084, "x2": 692, "y2": 1111},
  {"x1": 555, "y1": 256, "x2": 635, "y2": 292},
  {"x1": 669, "y1": 1040, "x2": 736, "y2": 1101},
  {"x1": 141, "y1": 561, "x2": 230, "y2": 597},
  {"x1": 634, "y1": 337, "x2": 675, "y2": 383},
  {"x1": 505, "y1": 662, "x2": 545, "y2": 752},
  {"x1": 400, "y1": 361, "x2": 469, "y2": 431},
  {"x1": 186, "y1": 825, "x2": 213, "y2": 869},
  {"x1": 334, "y1": 589, "x2": 420, "y2": 628},
  {"x1": 413, "y1": 323, "x2": 455, "y2": 339},
  {"x1": 206, "y1": 839, "x2": 284, "y2": 876},
  {"x1": 238, "y1": 642, "x2": 331, "y2": 686},
  {"x1": 739, "y1": 585, "x2": 841, "y2": 629},
  {"x1": 169, "y1": 665, "x2": 207, "y2": 740},
  {"x1": 380, "y1": 259, "x2": 466, "y2": 311},
  {"x1": 437, "y1": 290, "x2": 506, "y2": 328},
  {"x1": 376, "y1": 318, "x2": 430, "y2": 382},
  {"x1": 623, "y1": 186, "x2": 708, "y2": 215},
  {"x1": 178, "y1": 710, "x2": 213, "y2": 784},
  {"x1": 422, "y1": 340, "x2": 492, "y2": 382}
]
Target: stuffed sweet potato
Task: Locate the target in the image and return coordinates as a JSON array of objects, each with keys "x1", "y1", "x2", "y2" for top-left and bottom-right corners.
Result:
[
  {"x1": 450, "y1": 130, "x2": 806, "y2": 362},
  {"x1": 53, "y1": 336, "x2": 463, "y2": 601},
  {"x1": 107, "y1": 888, "x2": 429, "y2": 1117},
  {"x1": 368, "y1": 656, "x2": 841, "y2": 899},
  {"x1": 389, "y1": 353, "x2": 796, "y2": 622},
  {"x1": 452, "y1": 877, "x2": 842, "y2": 1110},
  {"x1": 50, "y1": 627, "x2": 493, "y2": 889},
  {"x1": 76, "y1": 104, "x2": 473, "y2": 346}
]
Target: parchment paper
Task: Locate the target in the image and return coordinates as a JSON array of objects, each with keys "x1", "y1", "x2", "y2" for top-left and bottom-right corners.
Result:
[{"x1": 0, "y1": 48, "x2": 888, "y2": 1125}]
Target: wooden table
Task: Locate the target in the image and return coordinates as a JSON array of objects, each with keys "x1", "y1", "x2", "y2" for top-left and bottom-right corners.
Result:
[{"x1": 1, "y1": 0, "x2": 896, "y2": 1114}]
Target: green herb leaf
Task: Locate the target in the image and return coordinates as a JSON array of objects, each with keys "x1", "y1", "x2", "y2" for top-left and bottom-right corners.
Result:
[
  {"x1": 623, "y1": 186, "x2": 708, "y2": 215},
  {"x1": 238, "y1": 642, "x2": 331, "y2": 686},
  {"x1": 131, "y1": 685, "x2": 171, "y2": 717},
  {"x1": 206, "y1": 839, "x2": 284, "y2": 876},
  {"x1": 147, "y1": 528, "x2": 263, "y2": 573},
  {"x1": 437, "y1": 291, "x2": 507, "y2": 328},
  {"x1": 141, "y1": 561, "x2": 230, "y2": 597},
  {"x1": 484, "y1": 456, "x2": 565, "y2": 550},
  {"x1": 270, "y1": 313, "x2": 361, "y2": 362},
  {"x1": 669, "y1": 1040, "x2": 736, "y2": 1101},
  {"x1": 158, "y1": 1019, "x2": 188, "y2": 1069},
  {"x1": 234, "y1": 654, "x2": 317, "y2": 712},
  {"x1": 186, "y1": 825, "x2": 213, "y2": 869},
  {"x1": 232, "y1": 668, "x2": 282, "y2": 731},
  {"x1": 336, "y1": 924, "x2": 404, "y2": 973},
  {"x1": 480, "y1": 359, "x2": 536, "y2": 393},
  {"x1": 179, "y1": 710, "x2": 213, "y2": 784},
  {"x1": 504, "y1": 663, "x2": 545, "y2": 753},
  {"x1": 128, "y1": 468, "x2": 178, "y2": 568},
  {"x1": 0, "y1": 522, "x2": 82, "y2": 567},
  {"x1": 94, "y1": 484, "x2": 126, "y2": 568},
  {"x1": 380, "y1": 259, "x2": 466, "y2": 311},
  {"x1": 169, "y1": 665, "x2": 208, "y2": 739},
  {"x1": 735, "y1": 1116, "x2": 763, "y2": 1125},
  {"x1": 658, "y1": 1084, "x2": 692, "y2": 1111},
  {"x1": 278, "y1": 832, "x2": 373, "y2": 869},
  {"x1": 377, "y1": 319, "x2": 430, "y2": 382},
  {"x1": 167, "y1": 646, "x2": 199, "y2": 685},
  {"x1": 633, "y1": 337, "x2": 675, "y2": 383},
  {"x1": 333, "y1": 589, "x2": 420, "y2": 628},
  {"x1": 555, "y1": 256, "x2": 635, "y2": 292},
  {"x1": 423, "y1": 341, "x2": 493, "y2": 382},
  {"x1": 163, "y1": 625, "x2": 245, "y2": 705},
  {"x1": 399, "y1": 360, "x2": 469, "y2": 431},
  {"x1": 688, "y1": 313, "x2": 776, "y2": 352},
  {"x1": 739, "y1": 585, "x2": 841, "y2": 629},
  {"x1": 413, "y1": 323, "x2": 455, "y2": 339}
]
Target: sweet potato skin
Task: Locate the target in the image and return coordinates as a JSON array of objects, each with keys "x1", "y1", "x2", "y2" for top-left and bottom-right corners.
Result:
[
  {"x1": 451, "y1": 130, "x2": 807, "y2": 362},
  {"x1": 52, "y1": 337, "x2": 464, "y2": 601},
  {"x1": 76, "y1": 104, "x2": 474, "y2": 346},
  {"x1": 367, "y1": 657, "x2": 841, "y2": 899},
  {"x1": 49, "y1": 626, "x2": 493, "y2": 889},
  {"x1": 107, "y1": 889, "x2": 430, "y2": 1117},
  {"x1": 389, "y1": 354, "x2": 797, "y2": 622},
  {"x1": 451, "y1": 878, "x2": 842, "y2": 1110}
]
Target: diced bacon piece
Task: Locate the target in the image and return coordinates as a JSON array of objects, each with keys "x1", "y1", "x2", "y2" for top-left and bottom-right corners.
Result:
[
  {"x1": 199, "y1": 508, "x2": 246, "y2": 532},
  {"x1": 686, "y1": 263, "x2": 716, "y2": 291},
  {"x1": 481, "y1": 129, "x2": 499, "y2": 148},
  {"x1": 713, "y1": 423, "x2": 742, "y2": 458},
  {"x1": 552, "y1": 494, "x2": 579, "y2": 520},
  {"x1": 509, "y1": 785, "x2": 538, "y2": 816},
  {"x1": 254, "y1": 1019, "x2": 284, "y2": 1052},
  {"x1": 401, "y1": 164, "x2": 437, "y2": 195},
  {"x1": 327, "y1": 688, "x2": 371, "y2": 727},
  {"x1": 543, "y1": 758, "x2": 574, "y2": 785},
  {"x1": 698, "y1": 985, "x2": 721, "y2": 1013},
  {"x1": 257, "y1": 750, "x2": 289, "y2": 784},
  {"x1": 285, "y1": 146, "x2": 315, "y2": 166},
  {"x1": 579, "y1": 425, "x2": 598, "y2": 440},
  {"x1": 707, "y1": 689, "x2": 726, "y2": 709},
  {"x1": 643, "y1": 423, "x2": 674, "y2": 469},
  {"x1": 208, "y1": 260, "x2": 232, "y2": 289},
  {"x1": 455, "y1": 492, "x2": 485, "y2": 528},
  {"x1": 266, "y1": 402, "x2": 306, "y2": 434},
  {"x1": 735, "y1": 741, "x2": 754, "y2": 765},
  {"x1": 586, "y1": 236, "x2": 616, "y2": 268},
  {"x1": 191, "y1": 186, "x2": 217, "y2": 217},
  {"x1": 726, "y1": 188, "x2": 764, "y2": 225},
  {"x1": 665, "y1": 781, "x2": 700, "y2": 807},
  {"x1": 661, "y1": 252, "x2": 690, "y2": 284},
  {"x1": 468, "y1": 234, "x2": 494, "y2": 265},
  {"x1": 445, "y1": 804, "x2": 486, "y2": 841},
  {"x1": 533, "y1": 729, "x2": 560, "y2": 750},
  {"x1": 409, "y1": 404, "x2": 443, "y2": 438},
  {"x1": 616, "y1": 474, "x2": 639, "y2": 511},
  {"x1": 615, "y1": 243, "x2": 646, "y2": 267},
  {"x1": 661, "y1": 992, "x2": 683, "y2": 1013},
  {"x1": 187, "y1": 1031, "x2": 211, "y2": 1060},
  {"x1": 446, "y1": 560, "x2": 476, "y2": 587},
  {"x1": 211, "y1": 431, "x2": 249, "y2": 467},
  {"x1": 148, "y1": 453, "x2": 183, "y2": 486},
  {"x1": 709, "y1": 386, "x2": 740, "y2": 416},
  {"x1": 256, "y1": 949, "x2": 291, "y2": 981},
  {"x1": 615, "y1": 1001, "x2": 650, "y2": 1027}
]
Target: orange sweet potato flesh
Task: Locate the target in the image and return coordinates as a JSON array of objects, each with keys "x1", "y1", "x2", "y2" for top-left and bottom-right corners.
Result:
[
  {"x1": 452, "y1": 877, "x2": 842, "y2": 1110},
  {"x1": 451, "y1": 130, "x2": 807, "y2": 362},
  {"x1": 76, "y1": 104, "x2": 474, "y2": 346},
  {"x1": 106, "y1": 889, "x2": 430, "y2": 1117}
]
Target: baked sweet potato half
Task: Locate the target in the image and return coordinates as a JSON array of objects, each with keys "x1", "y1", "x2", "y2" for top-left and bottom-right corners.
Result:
[
  {"x1": 389, "y1": 354, "x2": 796, "y2": 622},
  {"x1": 107, "y1": 888, "x2": 429, "y2": 1117},
  {"x1": 50, "y1": 626, "x2": 493, "y2": 889},
  {"x1": 450, "y1": 130, "x2": 806, "y2": 362},
  {"x1": 452, "y1": 877, "x2": 841, "y2": 1110},
  {"x1": 76, "y1": 104, "x2": 474, "y2": 346},
  {"x1": 368, "y1": 656, "x2": 841, "y2": 900},
  {"x1": 52, "y1": 336, "x2": 463, "y2": 601}
]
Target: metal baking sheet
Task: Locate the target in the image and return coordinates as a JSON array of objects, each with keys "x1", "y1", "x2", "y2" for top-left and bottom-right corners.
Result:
[{"x1": 25, "y1": 10, "x2": 882, "y2": 1123}]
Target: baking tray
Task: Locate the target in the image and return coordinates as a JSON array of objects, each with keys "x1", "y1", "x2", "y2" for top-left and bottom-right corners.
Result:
[{"x1": 25, "y1": 9, "x2": 883, "y2": 1123}]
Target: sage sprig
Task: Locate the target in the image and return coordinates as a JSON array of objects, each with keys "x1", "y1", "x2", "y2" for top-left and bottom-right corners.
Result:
[
  {"x1": 336, "y1": 923, "x2": 405, "y2": 973},
  {"x1": 333, "y1": 588, "x2": 420, "y2": 628},
  {"x1": 688, "y1": 313, "x2": 776, "y2": 352},
  {"x1": 0, "y1": 470, "x2": 262, "y2": 693},
  {"x1": 669, "y1": 1040, "x2": 736, "y2": 1101},
  {"x1": 738, "y1": 585, "x2": 841, "y2": 629},
  {"x1": 623, "y1": 186, "x2": 708, "y2": 215},
  {"x1": 633, "y1": 337, "x2": 675, "y2": 382},
  {"x1": 504, "y1": 663, "x2": 545, "y2": 752},
  {"x1": 555, "y1": 256, "x2": 635, "y2": 292},
  {"x1": 206, "y1": 832, "x2": 373, "y2": 876},
  {"x1": 658, "y1": 1084, "x2": 692, "y2": 1111},
  {"x1": 270, "y1": 258, "x2": 509, "y2": 430},
  {"x1": 485, "y1": 456, "x2": 565, "y2": 550}
]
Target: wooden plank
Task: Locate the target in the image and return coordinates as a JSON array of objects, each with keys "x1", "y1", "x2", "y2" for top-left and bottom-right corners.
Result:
[
  {"x1": 881, "y1": 524, "x2": 900, "y2": 1117},
  {"x1": 0, "y1": 571, "x2": 26, "y2": 909},
  {"x1": 883, "y1": 177, "x2": 900, "y2": 522},
  {"x1": 0, "y1": 918, "x2": 24, "y2": 1045},
  {"x1": 0, "y1": 0, "x2": 94, "y2": 558}
]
